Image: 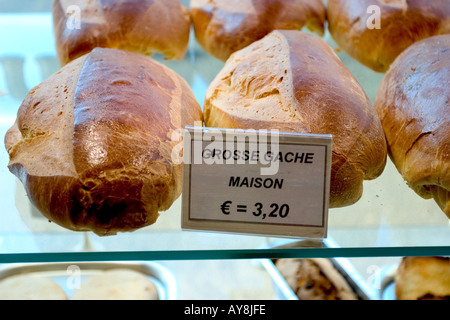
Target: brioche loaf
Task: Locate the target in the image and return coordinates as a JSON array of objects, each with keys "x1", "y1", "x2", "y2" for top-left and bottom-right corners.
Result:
[
  {"x1": 374, "y1": 35, "x2": 450, "y2": 218},
  {"x1": 275, "y1": 258, "x2": 358, "y2": 300},
  {"x1": 328, "y1": 0, "x2": 450, "y2": 72},
  {"x1": 4, "y1": 47, "x2": 202, "y2": 236},
  {"x1": 203, "y1": 30, "x2": 387, "y2": 208},
  {"x1": 395, "y1": 257, "x2": 450, "y2": 300},
  {"x1": 190, "y1": 0, "x2": 325, "y2": 61},
  {"x1": 53, "y1": 0, "x2": 191, "y2": 66}
]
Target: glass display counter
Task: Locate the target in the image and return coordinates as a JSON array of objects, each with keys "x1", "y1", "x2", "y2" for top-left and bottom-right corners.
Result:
[{"x1": 0, "y1": 3, "x2": 448, "y2": 264}]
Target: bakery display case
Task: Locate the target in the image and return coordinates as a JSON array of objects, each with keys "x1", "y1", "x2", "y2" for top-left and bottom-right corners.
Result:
[
  {"x1": 0, "y1": 0, "x2": 448, "y2": 300},
  {"x1": 0, "y1": 260, "x2": 176, "y2": 300}
]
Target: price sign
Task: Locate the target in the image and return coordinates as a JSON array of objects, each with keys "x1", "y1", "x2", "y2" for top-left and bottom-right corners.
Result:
[{"x1": 181, "y1": 127, "x2": 332, "y2": 239}]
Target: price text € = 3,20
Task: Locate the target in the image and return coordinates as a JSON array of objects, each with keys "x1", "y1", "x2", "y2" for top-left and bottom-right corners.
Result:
[
  {"x1": 220, "y1": 201, "x2": 290, "y2": 220},
  {"x1": 202, "y1": 147, "x2": 317, "y2": 222}
]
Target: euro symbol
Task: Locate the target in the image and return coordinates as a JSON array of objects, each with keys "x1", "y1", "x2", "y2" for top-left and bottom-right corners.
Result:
[{"x1": 221, "y1": 201, "x2": 232, "y2": 215}]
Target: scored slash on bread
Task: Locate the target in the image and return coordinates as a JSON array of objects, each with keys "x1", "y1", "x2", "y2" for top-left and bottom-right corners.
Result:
[
  {"x1": 203, "y1": 30, "x2": 387, "y2": 208},
  {"x1": 4, "y1": 48, "x2": 202, "y2": 236}
]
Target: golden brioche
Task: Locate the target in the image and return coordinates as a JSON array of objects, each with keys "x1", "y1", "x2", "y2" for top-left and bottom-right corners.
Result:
[
  {"x1": 328, "y1": 0, "x2": 450, "y2": 72},
  {"x1": 53, "y1": 0, "x2": 191, "y2": 66},
  {"x1": 374, "y1": 34, "x2": 450, "y2": 217},
  {"x1": 190, "y1": 0, "x2": 325, "y2": 61},
  {"x1": 395, "y1": 257, "x2": 450, "y2": 300},
  {"x1": 4, "y1": 48, "x2": 202, "y2": 236},
  {"x1": 203, "y1": 30, "x2": 387, "y2": 208}
]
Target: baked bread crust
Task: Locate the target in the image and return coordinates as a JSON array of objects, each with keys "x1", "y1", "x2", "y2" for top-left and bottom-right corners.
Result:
[
  {"x1": 203, "y1": 30, "x2": 387, "y2": 208},
  {"x1": 395, "y1": 257, "x2": 450, "y2": 300},
  {"x1": 374, "y1": 35, "x2": 450, "y2": 217},
  {"x1": 5, "y1": 48, "x2": 202, "y2": 236},
  {"x1": 190, "y1": 0, "x2": 325, "y2": 61},
  {"x1": 53, "y1": 0, "x2": 191, "y2": 66},
  {"x1": 328, "y1": 0, "x2": 450, "y2": 72}
]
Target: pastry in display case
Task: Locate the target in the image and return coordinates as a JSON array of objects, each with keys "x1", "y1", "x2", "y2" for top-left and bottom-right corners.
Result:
[
  {"x1": 203, "y1": 29, "x2": 387, "y2": 208},
  {"x1": 274, "y1": 258, "x2": 359, "y2": 300},
  {"x1": 52, "y1": 0, "x2": 191, "y2": 66},
  {"x1": 261, "y1": 239, "x2": 376, "y2": 300},
  {"x1": 2, "y1": 1, "x2": 448, "y2": 240},
  {"x1": 190, "y1": 0, "x2": 326, "y2": 61},
  {"x1": 395, "y1": 256, "x2": 450, "y2": 300},
  {"x1": 0, "y1": 261, "x2": 176, "y2": 300},
  {"x1": 375, "y1": 34, "x2": 450, "y2": 218},
  {"x1": 4, "y1": 47, "x2": 203, "y2": 236},
  {"x1": 378, "y1": 256, "x2": 450, "y2": 300},
  {"x1": 0, "y1": 272, "x2": 68, "y2": 300},
  {"x1": 328, "y1": 0, "x2": 450, "y2": 72},
  {"x1": 0, "y1": 0, "x2": 449, "y2": 301}
]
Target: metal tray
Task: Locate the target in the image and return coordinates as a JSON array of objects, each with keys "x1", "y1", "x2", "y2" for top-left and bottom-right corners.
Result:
[
  {"x1": 0, "y1": 261, "x2": 177, "y2": 300},
  {"x1": 377, "y1": 264, "x2": 399, "y2": 300},
  {"x1": 261, "y1": 239, "x2": 376, "y2": 300}
]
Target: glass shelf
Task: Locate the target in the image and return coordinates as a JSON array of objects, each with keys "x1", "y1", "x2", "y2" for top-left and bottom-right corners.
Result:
[{"x1": 0, "y1": 5, "x2": 448, "y2": 263}]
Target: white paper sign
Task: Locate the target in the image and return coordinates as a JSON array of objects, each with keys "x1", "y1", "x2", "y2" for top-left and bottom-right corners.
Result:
[{"x1": 182, "y1": 127, "x2": 332, "y2": 239}]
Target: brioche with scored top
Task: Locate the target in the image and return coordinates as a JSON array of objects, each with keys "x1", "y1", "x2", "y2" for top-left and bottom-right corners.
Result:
[
  {"x1": 190, "y1": 0, "x2": 326, "y2": 62},
  {"x1": 4, "y1": 47, "x2": 202, "y2": 236},
  {"x1": 53, "y1": 0, "x2": 191, "y2": 66},
  {"x1": 328, "y1": 0, "x2": 450, "y2": 72},
  {"x1": 203, "y1": 30, "x2": 387, "y2": 208},
  {"x1": 374, "y1": 35, "x2": 450, "y2": 218}
]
